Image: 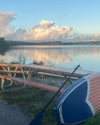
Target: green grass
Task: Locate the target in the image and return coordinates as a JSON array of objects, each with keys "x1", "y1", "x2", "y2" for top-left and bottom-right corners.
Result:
[
  {"x1": 0, "y1": 85, "x2": 59, "y2": 125},
  {"x1": 84, "y1": 112, "x2": 100, "y2": 125},
  {"x1": 0, "y1": 77, "x2": 100, "y2": 125}
]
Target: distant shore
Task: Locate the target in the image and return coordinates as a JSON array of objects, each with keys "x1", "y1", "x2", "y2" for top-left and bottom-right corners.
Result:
[
  {"x1": 0, "y1": 37, "x2": 100, "y2": 46},
  {"x1": 6, "y1": 40, "x2": 100, "y2": 46}
]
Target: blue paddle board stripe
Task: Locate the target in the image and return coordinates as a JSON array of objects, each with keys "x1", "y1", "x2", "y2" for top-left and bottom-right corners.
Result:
[
  {"x1": 56, "y1": 77, "x2": 86, "y2": 109},
  {"x1": 56, "y1": 76, "x2": 94, "y2": 125}
]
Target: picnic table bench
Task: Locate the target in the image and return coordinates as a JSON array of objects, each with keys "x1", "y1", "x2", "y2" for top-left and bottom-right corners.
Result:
[
  {"x1": 0, "y1": 64, "x2": 94, "y2": 93},
  {"x1": 0, "y1": 74, "x2": 65, "y2": 94}
]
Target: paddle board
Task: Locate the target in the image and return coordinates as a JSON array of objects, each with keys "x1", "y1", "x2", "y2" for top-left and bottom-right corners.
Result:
[{"x1": 56, "y1": 72, "x2": 100, "y2": 125}]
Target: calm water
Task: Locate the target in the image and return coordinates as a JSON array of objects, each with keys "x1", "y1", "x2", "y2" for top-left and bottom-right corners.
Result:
[{"x1": 0, "y1": 45, "x2": 100, "y2": 72}]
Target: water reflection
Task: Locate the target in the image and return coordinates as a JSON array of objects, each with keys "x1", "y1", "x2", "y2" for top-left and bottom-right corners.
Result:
[
  {"x1": 0, "y1": 45, "x2": 100, "y2": 71},
  {"x1": 0, "y1": 46, "x2": 10, "y2": 55}
]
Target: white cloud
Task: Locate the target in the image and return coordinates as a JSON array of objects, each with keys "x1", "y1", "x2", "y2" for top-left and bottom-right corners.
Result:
[
  {"x1": 24, "y1": 20, "x2": 73, "y2": 41},
  {"x1": 0, "y1": 11, "x2": 15, "y2": 32},
  {"x1": 65, "y1": 33, "x2": 100, "y2": 42},
  {"x1": 0, "y1": 29, "x2": 14, "y2": 37},
  {"x1": 0, "y1": 15, "x2": 73, "y2": 41},
  {"x1": 9, "y1": 28, "x2": 26, "y2": 41},
  {"x1": 0, "y1": 11, "x2": 100, "y2": 42},
  {"x1": 39, "y1": 20, "x2": 54, "y2": 28}
]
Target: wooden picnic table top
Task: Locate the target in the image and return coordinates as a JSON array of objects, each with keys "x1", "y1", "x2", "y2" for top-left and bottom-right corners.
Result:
[{"x1": 0, "y1": 64, "x2": 95, "y2": 77}]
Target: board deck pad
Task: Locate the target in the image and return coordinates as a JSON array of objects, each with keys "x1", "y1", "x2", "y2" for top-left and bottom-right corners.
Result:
[{"x1": 56, "y1": 72, "x2": 100, "y2": 125}]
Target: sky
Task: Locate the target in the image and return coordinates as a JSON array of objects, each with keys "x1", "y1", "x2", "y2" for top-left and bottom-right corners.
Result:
[{"x1": 0, "y1": 0, "x2": 100, "y2": 42}]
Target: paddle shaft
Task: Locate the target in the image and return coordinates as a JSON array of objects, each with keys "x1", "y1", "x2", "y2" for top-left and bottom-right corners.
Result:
[
  {"x1": 38, "y1": 65, "x2": 80, "y2": 114},
  {"x1": 29, "y1": 65, "x2": 80, "y2": 125}
]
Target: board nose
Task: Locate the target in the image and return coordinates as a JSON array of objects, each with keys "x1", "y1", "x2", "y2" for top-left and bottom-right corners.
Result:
[{"x1": 56, "y1": 77, "x2": 94, "y2": 125}]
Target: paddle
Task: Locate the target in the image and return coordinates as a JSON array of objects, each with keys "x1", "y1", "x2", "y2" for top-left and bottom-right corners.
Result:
[{"x1": 29, "y1": 65, "x2": 80, "y2": 125}]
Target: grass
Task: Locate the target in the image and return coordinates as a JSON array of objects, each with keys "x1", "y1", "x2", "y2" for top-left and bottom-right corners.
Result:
[
  {"x1": 84, "y1": 112, "x2": 100, "y2": 125},
  {"x1": 0, "y1": 75, "x2": 100, "y2": 125},
  {"x1": 0, "y1": 80, "x2": 59, "y2": 125}
]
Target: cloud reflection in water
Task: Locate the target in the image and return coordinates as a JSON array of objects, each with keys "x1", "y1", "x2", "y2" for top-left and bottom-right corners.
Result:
[{"x1": 0, "y1": 45, "x2": 100, "y2": 71}]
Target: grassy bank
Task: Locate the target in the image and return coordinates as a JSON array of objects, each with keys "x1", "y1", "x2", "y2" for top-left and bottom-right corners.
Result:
[
  {"x1": 0, "y1": 87, "x2": 58, "y2": 125},
  {"x1": 0, "y1": 75, "x2": 66, "y2": 125},
  {"x1": 0, "y1": 75, "x2": 100, "y2": 125}
]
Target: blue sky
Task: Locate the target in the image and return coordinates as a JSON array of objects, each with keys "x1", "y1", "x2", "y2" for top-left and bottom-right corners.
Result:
[{"x1": 0, "y1": 0, "x2": 100, "y2": 42}]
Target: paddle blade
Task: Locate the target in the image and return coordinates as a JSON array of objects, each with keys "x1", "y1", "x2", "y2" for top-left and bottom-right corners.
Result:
[{"x1": 29, "y1": 113, "x2": 43, "y2": 125}]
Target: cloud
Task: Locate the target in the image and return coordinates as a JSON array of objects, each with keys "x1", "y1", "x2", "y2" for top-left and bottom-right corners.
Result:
[
  {"x1": 39, "y1": 20, "x2": 54, "y2": 28},
  {"x1": 93, "y1": 33, "x2": 100, "y2": 41},
  {"x1": 24, "y1": 20, "x2": 73, "y2": 41},
  {"x1": 0, "y1": 15, "x2": 73, "y2": 41},
  {"x1": 26, "y1": 50, "x2": 72, "y2": 65},
  {"x1": 9, "y1": 28, "x2": 26, "y2": 41},
  {"x1": 0, "y1": 11, "x2": 15, "y2": 32},
  {"x1": 0, "y1": 11, "x2": 100, "y2": 42},
  {"x1": 65, "y1": 33, "x2": 100, "y2": 42}
]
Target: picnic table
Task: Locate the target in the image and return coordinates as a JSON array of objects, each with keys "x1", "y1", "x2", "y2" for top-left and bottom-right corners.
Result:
[{"x1": 0, "y1": 63, "x2": 94, "y2": 93}]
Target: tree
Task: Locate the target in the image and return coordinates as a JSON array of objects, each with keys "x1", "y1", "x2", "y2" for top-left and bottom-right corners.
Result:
[{"x1": 0, "y1": 37, "x2": 10, "y2": 55}]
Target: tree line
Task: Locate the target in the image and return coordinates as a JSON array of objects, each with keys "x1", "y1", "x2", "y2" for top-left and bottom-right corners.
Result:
[
  {"x1": 0, "y1": 37, "x2": 9, "y2": 46},
  {"x1": 0, "y1": 37, "x2": 10, "y2": 55}
]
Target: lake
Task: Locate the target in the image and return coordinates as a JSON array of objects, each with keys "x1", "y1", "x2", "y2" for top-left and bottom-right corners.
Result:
[{"x1": 0, "y1": 45, "x2": 100, "y2": 72}]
